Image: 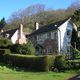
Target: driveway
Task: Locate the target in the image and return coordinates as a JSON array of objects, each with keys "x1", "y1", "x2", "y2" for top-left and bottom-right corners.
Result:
[{"x1": 68, "y1": 75, "x2": 80, "y2": 80}]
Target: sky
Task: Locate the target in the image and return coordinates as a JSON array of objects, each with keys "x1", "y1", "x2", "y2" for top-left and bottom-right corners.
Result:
[{"x1": 0, "y1": 0, "x2": 77, "y2": 20}]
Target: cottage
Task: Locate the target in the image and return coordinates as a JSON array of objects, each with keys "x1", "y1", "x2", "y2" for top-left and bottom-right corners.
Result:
[
  {"x1": 29, "y1": 18, "x2": 77, "y2": 54},
  {"x1": 1, "y1": 24, "x2": 29, "y2": 44}
]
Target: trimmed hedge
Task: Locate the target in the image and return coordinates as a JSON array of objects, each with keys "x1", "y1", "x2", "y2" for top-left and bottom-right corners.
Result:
[
  {"x1": 3, "y1": 54, "x2": 55, "y2": 71},
  {"x1": 0, "y1": 49, "x2": 10, "y2": 61},
  {"x1": 68, "y1": 60, "x2": 80, "y2": 69}
]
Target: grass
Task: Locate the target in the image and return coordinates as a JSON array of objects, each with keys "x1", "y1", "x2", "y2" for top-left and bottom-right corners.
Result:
[{"x1": 0, "y1": 64, "x2": 78, "y2": 80}]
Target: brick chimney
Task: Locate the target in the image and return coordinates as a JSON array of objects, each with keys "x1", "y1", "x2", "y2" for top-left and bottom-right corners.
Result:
[
  {"x1": 16, "y1": 24, "x2": 26, "y2": 44},
  {"x1": 35, "y1": 22, "x2": 39, "y2": 30},
  {"x1": 19, "y1": 24, "x2": 23, "y2": 38}
]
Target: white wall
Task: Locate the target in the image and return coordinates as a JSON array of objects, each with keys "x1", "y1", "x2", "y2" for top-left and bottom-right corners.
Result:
[
  {"x1": 58, "y1": 20, "x2": 73, "y2": 54},
  {"x1": 11, "y1": 30, "x2": 19, "y2": 44}
]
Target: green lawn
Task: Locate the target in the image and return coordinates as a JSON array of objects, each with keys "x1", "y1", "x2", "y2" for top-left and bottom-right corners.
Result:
[{"x1": 0, "y1": 66, "x2": 78, "y2": 80}]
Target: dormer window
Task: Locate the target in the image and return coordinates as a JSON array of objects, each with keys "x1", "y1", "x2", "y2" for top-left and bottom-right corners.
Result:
[
  {"x1": 54, "y1": 24, "x2": 57, "y2": 27},
  {"x1": 5, "y1": 33, "x2": 10, "y2": 38}
]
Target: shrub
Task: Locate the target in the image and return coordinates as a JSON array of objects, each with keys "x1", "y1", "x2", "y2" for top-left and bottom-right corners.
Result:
[
  {"x1": 10, "y1": 41, "x2": 36, "y2": 55},
  {"x1": 0, "y1": 49, "x2": 11, "y2": 62},
  {"x1": 0, "y1": 38, "x2": 12, "y2": 48},
  {"x1": 54, "y1": 55, "x2": 68, "y2": 71},
  {"x1": 71, "y1": 47, "x2": 80, "y2": 59},
  {"x1": 26, "y1": 41, "x2": 36, "y2": 55},
  {"x1": 0, "y1": 49, "x2": 5, "y2": 61},
  {"x1": 3, "y1": 54, "x2": 54, "y2": 71},
  {"x1": 68, "y1": 60, "x2": 80, "y2": 69},
  {"x1": 4, "y1": 49, "x2": 11, "y2": 54}
]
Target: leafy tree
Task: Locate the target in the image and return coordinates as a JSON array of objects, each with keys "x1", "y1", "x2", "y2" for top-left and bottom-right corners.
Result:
[
  {"x1": 68, "y1": 0, "x2": 80, "y2": 10},
  {"x1": 72, "y1": 9, "x2": 80, "y2": 27},
  {"x1": 70, "y1": 9, "x2": 80, "y2": 50},
  {"x1": 71, "y1": 47, "x2": 80, "y2": 59}
]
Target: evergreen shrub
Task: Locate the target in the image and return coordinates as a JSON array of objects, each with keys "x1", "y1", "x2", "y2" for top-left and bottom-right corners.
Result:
[
  {"x1": 54, "y1": 55, "x2": 68, "y2": 71},
  {"x1": 10, "y1": 41, "x2": 36, "y2": 55}
]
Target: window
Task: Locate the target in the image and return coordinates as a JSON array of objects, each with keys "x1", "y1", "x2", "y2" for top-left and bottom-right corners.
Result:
[
  {"x1": 45, "y1": 48, "x2": 52, "y2": 54},
  {"x1": 39, "y1": 34, "x2": 42, "y2": 39},
  {"x1": 34, "y1": 36, "x2": 37, "y2": 40},
  {"x1": 5, "y1": 33, "x2": 10, "y2": 38},
  {"x1": 67, "y1": 29, "x2": 71, "y2": 36},
  {"x1": 47, "y1": 32, "x2": 51, "y2": 39},
  {"x1": 54, "y1": 32, "x2": 57, "y2": 40}
]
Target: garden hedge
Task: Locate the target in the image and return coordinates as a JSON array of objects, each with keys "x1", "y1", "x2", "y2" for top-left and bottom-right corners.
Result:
[
  {"x1": 3, "y1": 54, "x2": 55, "y2": 71},
  {"x1": 0, "y1": 49, "x2": 10, "y2": 61},
  {"x1": 68, "y1": 59, "x2": 80, "y2": 69}
]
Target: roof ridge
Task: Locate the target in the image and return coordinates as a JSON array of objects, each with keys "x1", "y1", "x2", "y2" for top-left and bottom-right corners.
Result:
[{"x1": 30, "y1": 18, "x2": 70, "y2": 36}]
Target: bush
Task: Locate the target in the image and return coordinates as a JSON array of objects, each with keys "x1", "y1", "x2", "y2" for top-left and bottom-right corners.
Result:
[
  {"x1": 0, "y1": 49, "x2": 11, "y2": 62},
  {"x1": 54, "y1": 55, "x2": 68, "y2": 71},
  {"x1": 3, "y1": 54, "x2": 54, "y2": 71},
  {"x1": 10, "y1": 41, "x2": 36, "y2": 55},
  {"x1": 68, "y1": 60, "x2": 80, "y2": 69},
  {"x1": 71, "y1": 47, "x2": 80, "y2": 59},
  {"x1": 0, "y1": 39, "x2": 12, "y2": 48}
]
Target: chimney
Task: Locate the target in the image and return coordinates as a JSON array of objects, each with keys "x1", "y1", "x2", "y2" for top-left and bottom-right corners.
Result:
[
  {"x1": 19, "y1": 24, "x2": 23, "y2": 38},
  {"x1": 35, "y1": 22, "x2": 39, "y2": 30}
]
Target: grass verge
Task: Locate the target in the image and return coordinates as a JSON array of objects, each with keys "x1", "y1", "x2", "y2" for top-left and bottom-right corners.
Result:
[{"x1": 0, "y1": 63, "x2": 78, "y2": 80}]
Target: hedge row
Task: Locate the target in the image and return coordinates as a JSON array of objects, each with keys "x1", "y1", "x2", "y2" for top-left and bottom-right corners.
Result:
[
  {"x1": 0, "y1": 49, "x2": 10, "y2": 61},
  {"x1": 0, "y1": 49, "x2": 70, "y2": 71},
  {"x1": 0, "y1": 49, "x2": 56, "y2": 71},
  {"x1": 68, "y1": 60, "x2": 80, "y2": 69},
  {"x1": 3, "y1": 54, "x2": 55, "y2": 71}
]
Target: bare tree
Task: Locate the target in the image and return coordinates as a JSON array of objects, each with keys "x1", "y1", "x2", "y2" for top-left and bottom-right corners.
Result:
[{"x1": 67, "y1": 0, "x2": 80, "y2": 13}]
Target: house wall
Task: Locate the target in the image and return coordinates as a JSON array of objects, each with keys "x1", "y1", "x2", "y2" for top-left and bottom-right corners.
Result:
[
  {"x1": 34, "y1": 31, "x2": 58, "y2": 54},
  {"x1": 36, "y1": 31, "x2": 57, "y2": 45},
  {"x1": 31, "y1": 19, "x2": 74, "y2": 54},
  {"x1": 11, "y1": 30, "x2": 19, "y2": 44},
  {"x1": 58, "y1": 20, "x2": 73, "y2": 54},
  {"x1": 18, "y1": 33, "x2": 27, "y2": 44},
  {"x1": 11, "y1": 29, "x2": 26, "y2": 44}
]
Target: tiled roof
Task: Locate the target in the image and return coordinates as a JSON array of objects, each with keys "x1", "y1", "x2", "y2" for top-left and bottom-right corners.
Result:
[
  {"x1": 1, "y1": 28, "x2": 30, "y2": 38},
  {"x1": 1, "y1": 28, "x2": 18, "y2": 38},
  {"x1": 30, "y1": 18, "x2": 69, "y2": 36}
]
